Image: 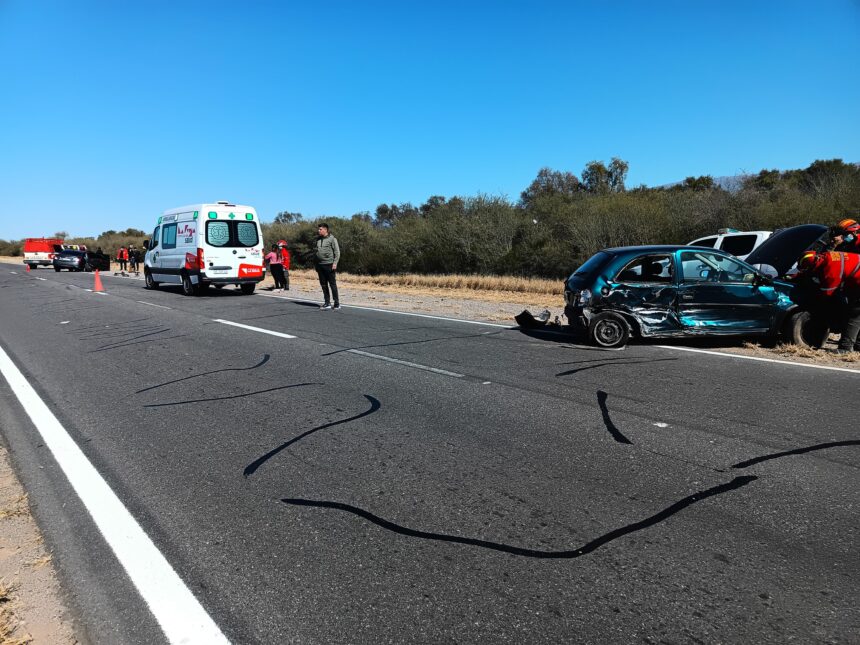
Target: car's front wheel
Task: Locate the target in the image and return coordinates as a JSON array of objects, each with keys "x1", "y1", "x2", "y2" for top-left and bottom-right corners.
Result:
[
  {"x1": 588, "y1": 312, "x2": 630, "y2": 349},
  {"x1": 144, "y1": 269, "x2": 158, "y2": 290},
  {"x1": 181, "y1": 274, "x2": 199, "y2": 296},
  {"x1": 784, "y1": 310, "x2": 829, "y2": 348}
]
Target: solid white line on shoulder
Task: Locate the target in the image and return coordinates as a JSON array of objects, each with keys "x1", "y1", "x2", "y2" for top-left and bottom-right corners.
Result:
[
  {"x1": 255, "y1": 292, "x2": 515, "y2": 328},
  {"x1": 214, "y1": 318, "x2": 297, "y2": 338},
  {"x1": 656, "y1": 345, "x2": 860, "y2": 375},
  {"x1": 0, "y1": 345, "x2": 229, "y2": 644},
  {"x1": 347, "y1": 349, "x2": 465, "y2": 378}
]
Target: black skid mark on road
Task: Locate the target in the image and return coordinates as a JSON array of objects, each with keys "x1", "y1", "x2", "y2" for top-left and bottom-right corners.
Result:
[
  {"x1": 90, "y1": 333, "x2": 190, "y2": 352},
  {"x1": 556, "y1": 357, "x2": 677, "y2": 377},
  {"x1": 282, "y1": 475, "x2": 757, "y2": 559},
  {"x1": 321, "y1": 331, "x2": 502, "y2": 357},
  {"x1": 731, "y1": 440, "x2": 860, "y2": 469},
  {"x1": 78, "y1": 324, "x2": 164, "y2": 340},
  {"x1": 92, "y1": 328, "x2": 173, "y2": 350},
  {"x1": 136, "y1": 354, "x2": 272, "y2": 394},
  {"x1": 596, "y1": 391, "x2": 633, "y2": 445},
  {"x1": 145, "y1": 382, "x2": 320, "y2": 409},
  {"x1": 69, "y1": 317, "x2": 153, "y2": 333},
  {"x1": 244, "y1": 395, "x2": 381, "y2": 478}
]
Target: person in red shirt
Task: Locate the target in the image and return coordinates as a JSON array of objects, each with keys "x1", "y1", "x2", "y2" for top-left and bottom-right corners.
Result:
[
  {"x1": 797, "y1": 250, "x2": 860, "y2": 353},
  {"x1": 264, "y1": 243, "x2": 286, "y2": 292},
  {"x1": 278, "y1": 240, "x2": 291, "y2": 291}
]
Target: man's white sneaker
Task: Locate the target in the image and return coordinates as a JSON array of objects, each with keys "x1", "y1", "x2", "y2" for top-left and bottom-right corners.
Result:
[{"x1": 320, "y1": 303, "x2": 332, "y2": 310}]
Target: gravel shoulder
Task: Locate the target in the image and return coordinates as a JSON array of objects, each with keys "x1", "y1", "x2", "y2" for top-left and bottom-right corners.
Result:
[{"x1": 0, "y1": 443, "x2": 77, "y2": 644}]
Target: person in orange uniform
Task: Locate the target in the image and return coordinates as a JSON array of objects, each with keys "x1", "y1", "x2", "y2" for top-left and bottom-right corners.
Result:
[
  {"x1": 278, "y1": 240, "x2": 291, "y2": 291},
  {"x1": 830, "y1": 218, "x2": 860, "y2": 253},
  {"x1": 797, "y1": 250, "x2": 860, "y2": 353}
]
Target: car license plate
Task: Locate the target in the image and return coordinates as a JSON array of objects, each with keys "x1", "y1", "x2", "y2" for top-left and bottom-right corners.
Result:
[{"x1": 212, "y1": 270, "x2": 228, "y2": 275}]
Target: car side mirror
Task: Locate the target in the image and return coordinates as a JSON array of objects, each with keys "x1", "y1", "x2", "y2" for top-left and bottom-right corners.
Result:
[
  {"x1": 142, "y1": 241, "x2": 149, "y2": 250},
  {"x1": 753, "y1": 273, "x2": 773, "y2": 287}
]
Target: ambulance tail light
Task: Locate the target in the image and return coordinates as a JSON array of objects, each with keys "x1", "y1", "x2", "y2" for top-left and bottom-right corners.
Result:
[{"x1": 185, "y1": 248, "x2": 205, "y2": 270}]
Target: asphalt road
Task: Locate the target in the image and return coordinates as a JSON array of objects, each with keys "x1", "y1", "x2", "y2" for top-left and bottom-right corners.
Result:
[{"x1": 0, "y1": 266, "x2": 857, "y2": 644}]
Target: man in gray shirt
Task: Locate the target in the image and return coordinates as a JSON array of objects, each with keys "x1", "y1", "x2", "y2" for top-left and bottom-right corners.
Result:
[{"x1": 315, "y1": 222, "x2": 340, "y2": 310}]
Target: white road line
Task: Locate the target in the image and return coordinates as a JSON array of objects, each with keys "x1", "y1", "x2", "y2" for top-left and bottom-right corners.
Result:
[
  {"x1": 657, "y1": 345, "x2": 860, "y2": 375},
  {"x1": 255, "y1": 292, "x2": 514, "y2": 328},
  {"x1": 35, "y1": 277, "x2": 47, "y2": 281},
  {"x1": 0, "y1": 345, "x2": 229, "y2": 644},
  {"x1": 137, "y1": 300, "x2": 171, "y2": 309},
  {"x1": 347, "y1": 349, "x2": 465, "y2": 378},
  {"x1": 10, "y1": 271, "x2": 17, "y2": 274},
  {"x1": 214, "y1": 318, "x2": 297, "y2": 338}
]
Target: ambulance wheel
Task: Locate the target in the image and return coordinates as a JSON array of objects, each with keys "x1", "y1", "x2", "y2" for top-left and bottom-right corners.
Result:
[
  {"x1": 240, "y1": 283, "x2": 256, "y2": 295},
  {"x1": 588, "y1": 312, "x2": 630, "y2": 348},
  {"x1": 144, "y1": 269, "x2": 158, "y2": 290},
  {"x1": 181, "y1": 274, "x2": 199, "y2": 296}
]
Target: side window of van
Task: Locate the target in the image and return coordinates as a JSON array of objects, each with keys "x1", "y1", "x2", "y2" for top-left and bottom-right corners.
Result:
[
  {"x1": 150, "y1": 226, "x2": 160, "y2": 249},
  {"x1": 162, "y1": 223, "x2": 177, "y2": 250},
  {"x1": 720, "y1": 234, "x2": 758, "y2": 257}
]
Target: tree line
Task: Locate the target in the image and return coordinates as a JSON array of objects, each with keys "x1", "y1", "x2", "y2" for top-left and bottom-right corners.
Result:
[
  {"x1": 264, "y1": 158, "x2": 860, "y2": 279},
  {"x1": 2, "y1": 159, "x2": 858, "y2": 279}
]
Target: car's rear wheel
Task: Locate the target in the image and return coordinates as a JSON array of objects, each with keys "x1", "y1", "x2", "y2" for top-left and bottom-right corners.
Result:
[
  {"x1": 181, "y1": 274, "x2": 199, "y2": 296},
  {"x1": 588, "y1": 312, "x2": 630, "y2": 348},
  {"x1": 784, "y1": 310, "x2": 829, "y2": 348},
  {"x1": 240, "y1": 283, "x2": 256, "y2": 295}
]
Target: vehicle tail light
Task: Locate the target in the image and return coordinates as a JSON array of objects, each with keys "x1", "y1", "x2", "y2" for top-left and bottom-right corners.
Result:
[{"x1": 184, "y1": 248, "x2": 205, "y2": 270}]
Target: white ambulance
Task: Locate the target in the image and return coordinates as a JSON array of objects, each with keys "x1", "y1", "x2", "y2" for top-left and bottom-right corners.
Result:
[{"x1": 143, "y1": 201, "x2": 265, "y2": 295}]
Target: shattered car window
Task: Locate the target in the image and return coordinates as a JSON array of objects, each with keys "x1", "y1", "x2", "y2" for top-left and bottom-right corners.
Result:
[
  {"x1": 680, "y1": 251, "x2": 753, "y2": 283},
  {"x1": 615, "y1": 255, "x2": 674, "y2": 283}
]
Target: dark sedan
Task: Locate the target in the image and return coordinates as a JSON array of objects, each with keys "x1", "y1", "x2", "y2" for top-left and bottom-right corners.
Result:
[
  {"x1": 563, "y1": 225, "x2": 829, "y2": 348},
  {"x1": 52, "y1": 250, "x2": 110, "y2": 272}
]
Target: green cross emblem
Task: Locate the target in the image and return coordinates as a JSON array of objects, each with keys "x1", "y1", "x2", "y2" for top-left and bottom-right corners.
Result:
[{"x1": 228, "y1": 212, "x2": 235, "y2": 219}]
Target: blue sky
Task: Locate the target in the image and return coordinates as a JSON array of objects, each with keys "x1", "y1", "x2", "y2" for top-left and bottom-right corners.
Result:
[{"x1": 1, "y1": 0, "x2": 858, "y2": 239}]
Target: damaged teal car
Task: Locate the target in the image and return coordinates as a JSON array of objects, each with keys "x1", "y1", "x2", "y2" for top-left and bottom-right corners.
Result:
[{"x1": 563, "y1": 225, "x2": 829, "y2": 348}]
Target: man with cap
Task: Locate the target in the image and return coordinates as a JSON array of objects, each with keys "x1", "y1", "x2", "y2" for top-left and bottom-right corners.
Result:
[{"x1": 797, "y1": 249, "x2": 860, "y2": 353}]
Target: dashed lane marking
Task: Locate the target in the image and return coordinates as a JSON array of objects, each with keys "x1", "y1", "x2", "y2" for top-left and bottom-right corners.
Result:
[
  {"x1": 137, "y1": 301, "x2": 171, "y2": 309},
  {"x1": 214, "y1": 318, "x2": 297, "y2": 339},
  {"x1": 0, "y1": 344, "x2": 229, "y2": 644},
  {"x1": 347, "y1": 349, "x2": 465, "y2": 378}
]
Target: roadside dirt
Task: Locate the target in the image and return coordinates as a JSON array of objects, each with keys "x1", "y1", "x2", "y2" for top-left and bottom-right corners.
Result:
[{"x1": 0, "y1": 444, "x2": 77, "y2": 644}]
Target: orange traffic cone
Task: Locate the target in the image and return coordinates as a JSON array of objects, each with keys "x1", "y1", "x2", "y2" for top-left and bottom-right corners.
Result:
[
  {"x1": 93, "y1": 270, "x2": 105, "y2": 292},
  {"x1": 25, "y1": 264, "x2": 30, "y2": 272}
]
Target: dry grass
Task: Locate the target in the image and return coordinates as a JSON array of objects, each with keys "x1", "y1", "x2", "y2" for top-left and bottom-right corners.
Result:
[
  {"x1": 742, "y1": 341, "x2": 860, "y2": 363},
  {"x1": 0, "y1": 496, "x2": 28, "y2": 521},
  {"x1": 0, "y1": 580, "x2": 29, "y2": 645},
  {"x1": 288, "y1": 269, "x2": 561, "y2": 295},
  {"x1": 27, "y1": 556, "x2": 51, "y2": 570}
]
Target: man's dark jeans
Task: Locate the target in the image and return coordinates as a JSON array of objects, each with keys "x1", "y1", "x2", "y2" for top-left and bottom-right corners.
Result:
[
  {"x1": 837, "y1": 297, "x2": 860, "y2": 351},
  {"x1": 316, "y1": 263, "x2": 339, "y2": 305}
]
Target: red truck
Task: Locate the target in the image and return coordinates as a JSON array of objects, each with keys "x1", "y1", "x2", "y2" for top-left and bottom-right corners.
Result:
[{"x1": 23, "y1": 238, "x2": 64, "y2": 269}]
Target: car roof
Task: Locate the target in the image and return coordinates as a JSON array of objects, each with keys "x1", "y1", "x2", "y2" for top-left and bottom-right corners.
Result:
[{"x1": 601, "y1": 244, "x2": 718, "y2": 254}]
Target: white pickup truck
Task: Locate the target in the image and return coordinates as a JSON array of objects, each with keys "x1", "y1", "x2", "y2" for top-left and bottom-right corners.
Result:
[{"x1": 687, "y1": 229, "x2": 772, "y2": 261}]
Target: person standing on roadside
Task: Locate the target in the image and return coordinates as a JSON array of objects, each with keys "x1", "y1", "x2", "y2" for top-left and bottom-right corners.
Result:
[
  {"x1": 128, "y1": 245, "x2": 138, "y2": 273},
  {"x1": 115, "y1": 246, "x2": 128, "y2": 274},
  {"x1": 278, "y1": 240, "x2": 291, "y2": 291},
  {"x1": 314, "y1": 223, "x2": 340, "y2": 310},
  {"x1": 264, "y1": 243, "x2": 286, "y2": 291}
]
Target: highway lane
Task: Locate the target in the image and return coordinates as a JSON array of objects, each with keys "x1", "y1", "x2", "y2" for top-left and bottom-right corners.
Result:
[{"x1": 0, "y1": 267, "x2": 858, "y2": 643}]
